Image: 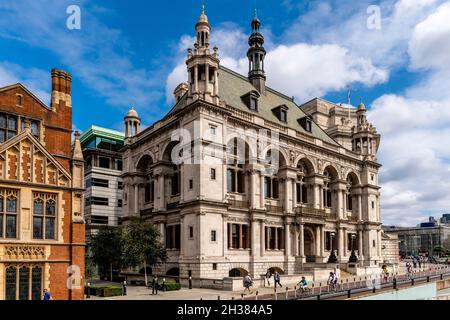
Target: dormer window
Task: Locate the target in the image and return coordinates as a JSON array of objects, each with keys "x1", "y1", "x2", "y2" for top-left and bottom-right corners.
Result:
[
  {"x1": 272, "y1": 105, "x2": 288, "y2": 123},
  {"x1": 241, "y1": 91, "x2": 260, "y2": 111},
  {"x1": 298, "y1": 116, "x2": 313, "y2": 133}
]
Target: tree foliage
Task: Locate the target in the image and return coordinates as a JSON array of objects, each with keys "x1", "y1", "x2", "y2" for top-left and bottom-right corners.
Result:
[
  {"x1": 90, "y1": 227, "x2": 124, "y2": 279},
  {"x1": 121, "y1": 218, "x2": 167, "y2": 269}
]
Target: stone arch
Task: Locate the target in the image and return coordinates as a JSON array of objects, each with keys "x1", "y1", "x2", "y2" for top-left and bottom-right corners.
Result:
[
  {"x1": 303, "y1": 227, "x2": 316, "y2": 259},
  {"x1": 346, "y1": 171, "x2": 360, "y2": 186},
  {"x1": 135, "y1": 153, "x2": 155, "y2": 173},
  {"x1": 228, "y1": 268, "x2": 248, "y2": 277},
  {"x1": 295, "y1": 157, "x2": 316, "y2": 176},
  {"x1": 166, "y1": 267, "x2": 180, "y2": 277},
  {"x1": 161, "y1": 140, "x2": 180, "y2": 162},
  {"x1": 261, "y1": 145, "x2": 289, "y2": 168},
  {"x1": 225, "y1": 135, "x2": 256, "y2": 163},
  {"x1": 268, "y1": 266, "x2": 285, "y2": 275},
  {"x1": 323, "y1": 164, "x2": 339, "y2": 181}
]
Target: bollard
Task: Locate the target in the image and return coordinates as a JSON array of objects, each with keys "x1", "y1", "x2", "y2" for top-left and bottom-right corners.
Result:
[
  {"x1": 294, "y1": 286, "x2": 297, "y2": 299},
  {"x1": 241, "y1": 293, "x2": 244, "y2": 301},
  {"x1": 317, "y1": 294, "x2": 321, "y2": 300},
  {"x1": 441, "y1": 274, "x2": 443, "y2": 280},
  {"x1": 162, "y1": 278, "x2": 166, "y2": 292},
  {"x1": 411, "y1": 278, "x2": 415, "y2": 286},
  {"x1": 255, "y1": 291, "x2": 258, "y2": 301},
  {"x1": 218, "y1": 296, "x2": 220, "y2": 300},
  {"x1": 346, "y1": 278, "x2": 349, "y2": 290},
  {"x1": 347, "y1": 290, "x2": 351, "y2": 298},
  {"x1": 123, "y1": 280, "x2": 127, "y2": 296},
  {"x1": 372, "y1": 280, "x2": 376, "y2": 293},
  {"x1": 189, "y1": 276, "x2": 192, "y2": 290},
  {"x1": 231, "y1": 297, "x2": 234, "y2": 300},
  {"x1": 427, "y1": 276, "x2": 430, "y2": 283},
  {"x1": 274, "y1": 287, "x2": 277, "y2": 300},
  {"x1": 86, "y1": 282, "x2": 91, "y2": 299},
  {"x1": 200, "y1": 298, "x2": 203, "y2": 300},
  {"x1": 319, "y1": 283, "x2": 321, "y2": 294},
  {"x1": 285, "y1": 287, "x2": 289, "y2": 300}
]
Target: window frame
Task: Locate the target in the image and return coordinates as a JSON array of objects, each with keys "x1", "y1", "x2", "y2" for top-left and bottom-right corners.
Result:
[{"x1": 32, "y1": 192, "x2": 57, "y2": 240}]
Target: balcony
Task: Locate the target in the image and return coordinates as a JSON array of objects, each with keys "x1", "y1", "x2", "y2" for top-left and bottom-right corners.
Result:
[
  {"x1": 295, "y1": 206, "x2": 327, "y2": 219},
  {"x1": 228, "y1": 199, "x2": 248, "y2": 210},
  {"x1": 266, "y1": 203, "x2": 283, "y2": 214}
]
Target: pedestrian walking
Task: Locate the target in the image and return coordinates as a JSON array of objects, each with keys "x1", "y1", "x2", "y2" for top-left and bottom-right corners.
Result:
[
  {"x1": 43, "y1": 288, "x2": 52, "y2": 300},
  {"x1": 274, "y1": 271, "x2": 282, "y2": 288},
  {"x1": 243, "y1": 274, "x2": 253, "y2": 294},
  {"x1": 265, "y1": 269, "x2": 272, "y2": 287},
  {"x1": 152, "y1": 275, "x2": 158, "y2": 295}
]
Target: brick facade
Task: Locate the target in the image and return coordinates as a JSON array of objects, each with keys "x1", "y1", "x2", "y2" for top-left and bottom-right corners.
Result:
[{"x1": 0, "y1": 69, "x2": 85, "y2": 300}]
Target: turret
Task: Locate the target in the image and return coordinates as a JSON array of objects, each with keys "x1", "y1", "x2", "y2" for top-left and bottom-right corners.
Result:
[{"x1": 247, "y1": 10, "x2": 266, "y2": 94}]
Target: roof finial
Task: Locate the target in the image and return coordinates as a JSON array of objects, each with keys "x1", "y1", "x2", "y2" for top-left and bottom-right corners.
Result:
[
  {"x1": 202, "y1": 0, "x2": 205, "y2": 15},
  {"x1": 254, "y1": 7, "x2": 258, "y2": 19}
]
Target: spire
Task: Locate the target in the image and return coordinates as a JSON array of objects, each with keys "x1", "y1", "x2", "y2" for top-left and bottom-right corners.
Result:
[
  {"x1": 72, "y1": 131, "x2": 84, "y2": 161},
  {"x1": 247, "y1": 9, "x2": 266, "y2": 94}
]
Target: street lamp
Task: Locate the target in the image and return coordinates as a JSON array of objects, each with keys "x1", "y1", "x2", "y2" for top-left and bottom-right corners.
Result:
[
  {"x1": 328, "y1": 232, "x2": 337, "y2": 263},
  {"x1": 349, "y1": 234, "x2": 358, "y2": 263}
]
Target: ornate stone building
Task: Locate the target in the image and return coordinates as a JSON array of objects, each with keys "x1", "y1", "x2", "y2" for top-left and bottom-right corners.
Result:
[
  {"x1": 0, "y1": 69, "x2": 85, "y2": 300},
  {"x1": 121, "y1": 9, "x2": 382, "y2": 283}
]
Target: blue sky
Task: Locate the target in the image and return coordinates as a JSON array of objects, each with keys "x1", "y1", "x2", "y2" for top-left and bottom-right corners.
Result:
[{"x1": 1, "y1": 0, "x2": 450, "y2": 226}]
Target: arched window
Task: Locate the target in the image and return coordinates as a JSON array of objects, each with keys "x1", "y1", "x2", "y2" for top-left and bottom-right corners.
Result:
[
  {"x1": 323, "y1": 169, "x2": 333, "y2": 208},
  {"x1": 296, "y1": 162, "x2": 309, "y2": 205},
  {"x1": 346, "y1": 177, "x2": 353, "y2": 212},
  {"x1": 226, "y1": 138, "x2": 248, "y2": 194}
]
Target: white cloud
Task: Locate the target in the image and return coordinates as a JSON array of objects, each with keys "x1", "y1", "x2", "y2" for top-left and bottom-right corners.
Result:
[{"x1": 0, "y1": 0, "x2": 162, "y2": 114}]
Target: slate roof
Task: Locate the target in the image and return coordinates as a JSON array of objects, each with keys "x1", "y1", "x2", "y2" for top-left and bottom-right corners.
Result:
[{"x1": 162, "y1": 66, "x2": 338, "y2": 146}]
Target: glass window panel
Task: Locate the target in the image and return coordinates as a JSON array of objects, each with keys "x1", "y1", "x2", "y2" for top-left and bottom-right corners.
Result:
[
  {"x1": 0, "y1": 130, "x2": 5, "y2": 142},
  {"x1": 31, "y1": 122, "x2": 39, "y2": 136},
  {"x1": 227, "y1": 169, "x2": 234, "y2": 193},
  {"x1": 8, "y1": 117, "x2": 17, "y2": 130},
  {"x1": 45, "y1": 218, "x2": 55, "y2": 239},
  {"x1": 0, "y1": 115, "x2": 6, "y2": 128},
  {"x1": 7, "y1": 131, "x2": 16, "y2": 140},
  {"x1": 0, "y1": 196, "x2": 3, "y2": 212},
  {"x1": 0, "y1": 215, "x2": 3, "y2": 238},
  {"x1": 6, "y1": 215, "x2": 16, "y2": 238},
  {"x1": 6, "y1": 197, "x2": 17, "y2": 212},
  {"x1": 33, "y1": 217, "x2": 43, "y2": 239},
  {"x1": 46, "y1": 201, "x2": 56, "y2": 216},
  {"x1": 5, "y1": 267, "x2": 16, "y2": 300},
  {"x1": 31, "y1": 267, "x2": 42, "y2": 300},
  {"x1": 34, "y1": 200, "x2": 43, "y2": 215},
  {"x1": 19, "y1": 267, "x2": 30, "y2": 300}
]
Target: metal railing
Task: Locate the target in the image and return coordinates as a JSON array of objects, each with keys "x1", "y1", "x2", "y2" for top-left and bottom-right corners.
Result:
[{"x1": 295, "y1": 206, "x2": 327, "y2": 218}]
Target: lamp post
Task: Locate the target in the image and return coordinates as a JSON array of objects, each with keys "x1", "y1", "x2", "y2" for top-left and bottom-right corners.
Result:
[
  {"x1": 328, "y1": 232, "x2": 337, "y2": 263},
  {"x1": 349, "y1": 234, "x2": 358, "y2": 263}
]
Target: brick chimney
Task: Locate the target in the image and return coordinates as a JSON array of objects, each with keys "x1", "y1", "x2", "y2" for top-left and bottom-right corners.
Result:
[{"x1": 51, "y1": 68, "x2": 72, "y2": 110}]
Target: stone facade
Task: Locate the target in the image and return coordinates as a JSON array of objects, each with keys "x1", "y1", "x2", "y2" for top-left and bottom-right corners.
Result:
[
  {"x1": 121, "y1": 9, "x2": 383, "y2": 283},
  {"x1": 0, "y1": 69, "x2": 85, "y2": 300}
]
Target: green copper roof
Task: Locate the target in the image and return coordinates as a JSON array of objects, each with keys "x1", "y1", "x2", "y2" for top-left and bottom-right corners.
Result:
[
  {"x1": 164, "y1": 66, "x2": 337, "y2": 145},
  {"x1": 79, "y1": 125, "x2": 124, "y2": 147}
]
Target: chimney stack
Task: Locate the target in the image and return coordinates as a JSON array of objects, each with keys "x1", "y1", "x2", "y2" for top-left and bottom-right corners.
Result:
[
  {"x1": 51, "y1": 68, "x2": 72, "y2": 110},
  {"x1": 174, "y1": 83, "x2": 189, "y2": 102}
]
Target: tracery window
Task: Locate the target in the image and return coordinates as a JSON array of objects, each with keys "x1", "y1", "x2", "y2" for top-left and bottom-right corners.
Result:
[
  {"x1": 0, "y1": 189, "x2": 19, "y2": 239},
  {"x1": 33, "y1": 192, "x2": 57, "y2": 240},
  {"x1": 4, "y1": 265, "x2": 43, "y2": 300}
]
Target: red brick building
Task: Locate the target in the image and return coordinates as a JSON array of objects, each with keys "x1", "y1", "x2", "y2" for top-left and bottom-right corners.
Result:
[{"x1": 0, "y1": 69, "x2": 85, "y2": 300}]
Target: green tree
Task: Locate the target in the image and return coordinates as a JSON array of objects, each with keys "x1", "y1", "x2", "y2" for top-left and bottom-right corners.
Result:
[
  {"x1": 434, "y1": 245, "x2": 444, "y2": 257},
  {"x1": 122, "y1": 218, "x2": 167, "y2": 285},
  {"x1": 90, "y1": 227, "x2": 124, "y2": 281}
]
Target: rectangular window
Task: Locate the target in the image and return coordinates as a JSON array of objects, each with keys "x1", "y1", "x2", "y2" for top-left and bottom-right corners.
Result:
[
  {"x1": 0, "y1": 113, "x2": 18, "y2": 143},
  {"x1": 210, "y1": 126, "x2": 216, "y2": 136},
  {"x1": 118, "y1": 181, "x2": 123, "y2": 190},
  {"x1": 227, "y1": 169, "x2": 235, "y2": 193},
  {"x1": 212, "y1": 263, "x2": 217, "y2": 271},
  {"x1": 90, "y1": 215, "x2": 109, "y2": 225},
  {"x1": 231, "y1": 224, "x2": 239, "y2": 249},
  {"x1": 32, "y1": 193, "x2": 56, "y2": 240},
  {"x1": 237, "y1": 171, "x2": 244, "y2": 193},
  {"x1": 210, "y1": 168, "x2": 216, "y2": 180},
  {"x1": 118, "y1": 199, "x2": 123, "y2": 208},
  {"x1": 189, "y1": 179, "x2": 193, "y2": 190},
  {"x1": 211, "y1": 230, "x2": 217, "y2": 242},
  {"x1": 1, "y1": 190, "x2": 18, "y2": 239},
  {"x1": 92, "y1": 178, "x2": 109, "y2": 188},
  {"x1": 280, "y1": 109, "x2": 287, "y2": 122},
  {"x1": 116, "y1": 160, "x2": 123, "y2": 171},
  {"x1": 250, "y1": 97, "x2": 258, "y2": 110},
  {"x1": 98, "y1": 157, "x2": 110, "y2": 169},
  {"x1": 189, "y1": 226, "x2": 194, "y2": 239},
  {"x1": 86, "y1": 197, "x2": 109, "y2": 206},
  {"x1": 372, "y1": 201, "x2": 375, "y2": 209}
]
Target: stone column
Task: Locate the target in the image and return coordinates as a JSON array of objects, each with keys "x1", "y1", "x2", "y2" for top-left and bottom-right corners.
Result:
[
  {"x1": 299, "y1": 224, "x2": 305, "y2": 258},
  {"x1": 320, "y1": 225, "x2": 325, "y2": 258},
  {"x1": 336, "y1": 189, "x2": 343, "y2": 220},
  {"x1": 358, "y1": 194, "x2": 362, "y2": 221},
  {"x1": 292, "y1": 179, "x2": 297, "y2": 210},
  {"x1": 251, "y1": 219, "x2": 259, "y2": 258},
  {"x1": 260, "y1": 173, "x2": 265, "y2": 209},
  {"x1": 358, "y1": 230, "x2": 363, "y2": 260},
  {"x1": 260, "y1": 220, "x2": 265, "y2": 256},
  {"x1": 294, "y1": 226, "x2": 299, "y2": 256},
  {"x1": 194, "y1": 66, "x2": 198, "y2": 93},
  {"x1": 228, "y1": 223, "x2": 232, "y2": 249},
  {"x1": 315, "y1": 226, "x2": 321, "y2": 256},
  {"x1": 239, "y1": 224, "x2": 243, "y2": 249},
  {"x1": 314, "y1": 185, "x2": 320, "y2": 209},
  {"x1": 249, "y1": 171, "x2": 256, "y2": 209},
  {"x1": 134, "y1": 184, "x2": 139, "y2": 215},
  {"x1": 214, "y1": 69, "x2": 219, "y2": 96},
  {"x1": 284, "y1": 223, "x2": 290, "y2": 257},
  {"x1": 274, "y1": 227, "x2": 279, "y2": 250},
  {"x1": 283, "y1": 179, "x2": 290, "y2": 213},
  {"x1": 223, "y1": 218, "x2": 228, "y2": 256},
  {"x1": 205, "y1": 64, "x2": 210, "y2": 93},
  {"x1": 158, "y1": 175, "x2": 165, "y2": 211},
  {"x1": 338, "y1": 228, "x2": 344, "y2": 260}
]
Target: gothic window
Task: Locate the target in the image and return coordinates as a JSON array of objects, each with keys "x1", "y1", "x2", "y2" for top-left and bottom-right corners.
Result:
[
  {"x1": 4, "y1": 265, "x2": 43, "y2": 300},
  {"x1": 33, "y1": 193, "x2": 57, "y2": 240},
  {"x1": 0, "y1": 113, "x2": 18, "y2": 143},
  {"x1": 1, "y1": 189, "x2": 19, "y2": 239}
]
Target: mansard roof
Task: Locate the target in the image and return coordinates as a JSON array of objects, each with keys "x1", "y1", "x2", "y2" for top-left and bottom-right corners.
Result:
[{"x1": 162, "y1": 66, "x2": 338, "y2": 146}]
